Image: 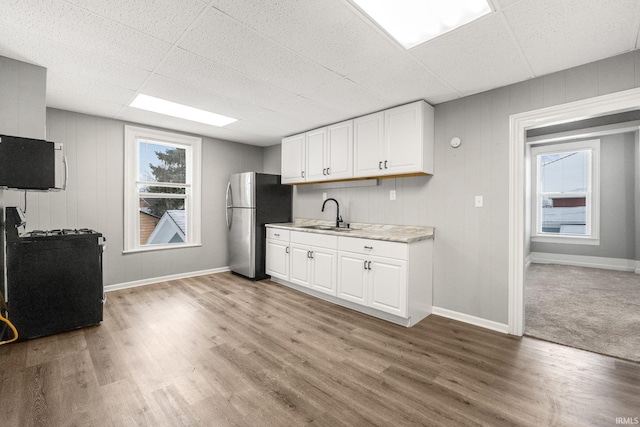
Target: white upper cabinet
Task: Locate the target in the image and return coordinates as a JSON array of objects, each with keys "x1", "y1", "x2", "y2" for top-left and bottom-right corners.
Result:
[
  {"x1": 281, "y1": 100, "x2": 433, "y2": 184},
  {"x1": 281, "y1": 133, "x2": 306, "y2": 184},
  {"x1": 326, "y1": 120, "x2": 353, "y2": 180},
  {"x1": 353, "y1": 112, "x2": 384, "y2": 178},
  {"x1": 305, "y1": 127, "x2": 328, "y2": 182},
  {"x1": 355, "y1": 100, "x2": 434, "y2": 178}
]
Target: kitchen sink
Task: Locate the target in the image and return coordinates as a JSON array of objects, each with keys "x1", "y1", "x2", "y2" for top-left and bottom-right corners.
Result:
[{"x1": 298, "y1": 225, "x2": 352, "y2": 232}]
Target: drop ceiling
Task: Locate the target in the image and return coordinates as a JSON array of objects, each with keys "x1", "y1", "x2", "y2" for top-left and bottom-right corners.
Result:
[{"x1": 1, "y1": 0, "x2": 638, "y2": 147}]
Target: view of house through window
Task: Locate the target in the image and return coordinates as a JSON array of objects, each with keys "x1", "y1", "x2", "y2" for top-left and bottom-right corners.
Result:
[
  {"x1": 138, "y1": 141, "x2": 187, "y2": 245},
  {"x1": 531, "y1": 139, "x2": 600, "y2": 243},
  {"x1": 124, "y1": 126, "x2": 202, "y2": 252}
]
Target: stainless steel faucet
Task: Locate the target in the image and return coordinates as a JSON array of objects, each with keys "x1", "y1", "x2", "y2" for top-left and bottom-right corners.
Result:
[{"x1": 321, "y1": 198, "x2": 343, "y2": 228}]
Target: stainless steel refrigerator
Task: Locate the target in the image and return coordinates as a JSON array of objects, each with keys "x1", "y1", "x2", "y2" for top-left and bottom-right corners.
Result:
[{"x1": 226, "y1": 172, "x2": 292, "y2": 280}]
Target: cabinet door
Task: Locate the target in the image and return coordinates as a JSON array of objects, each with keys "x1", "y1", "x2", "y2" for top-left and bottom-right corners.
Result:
[
  {"x1": 310, "y1": 247, "x2": 337, "y2": 296},
  {"x1": 266, "y1": 239, "x2": 289, "y2": 281},
  {"x1": 289, "y1": 244, "x2": 311, "y2": 287},
  {"x1": 305, "y1": 128, "x2": 327, "y2": 182},
  {"x1": 337, "y1": 252, "x2": 368, "y2": 305},
  {"x1": 326, "y1": 120, "x2": 353, "y2": 180},
  {"x1": 281, "y1": 133, "x2": 306, "y2": 184},
  {"x1": 354, "y1": 112, "x2": 384, "y2": 178},
  {"x1": 384, "y1": 102, "x2": 423, "y2": 175},
  {"x1": 368, "y1": 256, "x2": 407, "y2": 317}
]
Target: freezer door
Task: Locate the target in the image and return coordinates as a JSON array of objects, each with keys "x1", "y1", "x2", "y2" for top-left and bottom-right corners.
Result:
[
  {"x1": 228, "y1": 207, "x2": 255, "y2": 278},
  {"x1": 229, "y1": 172, "x2": 255, "y2": 208}
]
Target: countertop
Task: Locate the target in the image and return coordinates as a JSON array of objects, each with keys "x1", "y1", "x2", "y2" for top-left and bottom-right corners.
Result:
[{"x1": 266, "y1": 218, "x2": 434, "y2": 243}]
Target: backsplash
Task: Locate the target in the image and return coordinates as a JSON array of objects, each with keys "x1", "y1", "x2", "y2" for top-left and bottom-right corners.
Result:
[{"x1": 293, "y1": 175, "x2": 433, "y2": 227}]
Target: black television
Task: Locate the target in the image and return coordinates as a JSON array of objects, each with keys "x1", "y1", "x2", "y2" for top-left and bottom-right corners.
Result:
[{"x1": 0, "y1": 134, "x2": 56, "y2": 190}]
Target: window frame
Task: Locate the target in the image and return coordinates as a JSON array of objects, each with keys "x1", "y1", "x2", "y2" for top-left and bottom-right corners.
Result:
[
  {"x1": 530, "y1": 139, "x2": 600, "y2": 246},
  {"x1": 124, "y1": 125, "x2": 202, "y2": 253}
]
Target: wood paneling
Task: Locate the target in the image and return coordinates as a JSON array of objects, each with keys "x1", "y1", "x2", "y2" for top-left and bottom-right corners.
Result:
[{"x1": 0, "y1": 272, "x2": 637, "y2": 426}]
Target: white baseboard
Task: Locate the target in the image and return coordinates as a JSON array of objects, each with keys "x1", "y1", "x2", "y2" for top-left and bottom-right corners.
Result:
[
  {"x1": 104, "y1": 267, "x2": 230, "y2": 292},
  {"x1": 525, "y1": 254, "x2": 532, "y2": 268},
  {"x1": 530, "y1": 252, "x2": 639, "y2": 273},
  {"x1": 431, "y1": 306, "x2": 509, "y2": 334}
]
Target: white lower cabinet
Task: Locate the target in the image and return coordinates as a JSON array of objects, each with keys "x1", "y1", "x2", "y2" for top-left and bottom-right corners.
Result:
[
  {"x1": 337, "y1": 241, "x2": 407, "y2": 317},
  {"x1": 266, "y1": 226, "x2": 432, "y2": 326},
  {"x1": 289, "y1": 232, "x2": 337, "y2": 296},
  {"x1": 265, "y1": 228, "x2": 291, "y2": 281}
]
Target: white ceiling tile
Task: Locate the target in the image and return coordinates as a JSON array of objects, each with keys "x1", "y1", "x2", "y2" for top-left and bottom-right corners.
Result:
[
  {"x1": 48, "y1": 70, "x2": 136, "y2": 105},
  {"x1": 246, "y1": 110, "x2": 314, "y2": 135},
  {"x1": 411, "y1": 13, "x2": 533, "y2": 96},
  {"x1": 139, "y1": 74, "x2": 267, "y2": 120},
  {"x1": 0, "y1": 24, "x2": 150, "y2": 90},
  {"x1": 209, "y1": 0, "x2": 402, "y2": 76},
  {"x1": 0, "y1": 0, "x2": 171, "y2": 70},
  {"x1": 346, "y1": 53, "x2": 459, "y2": 105},
  {"x1": 504, "y1": 0, "x2": 639, "y2": 76},
  {"x1": 157, "y1": 48, "x2": 301, "y2": 112},
  {"x1": 63, "y1": 0, "x2": 206, "y2": 43},
  {"x1": 47, "y1": 90, "x2": 126, "y2": 119},
  {"x1": 269, "y1": 96, "x2": 349, "y2": 129},
  {"x1": 302, "y1": 78, "x2": 390, "y2": 117},
  {"x1": 178, "y1": 7, "x2": 342, "y2": 95}
]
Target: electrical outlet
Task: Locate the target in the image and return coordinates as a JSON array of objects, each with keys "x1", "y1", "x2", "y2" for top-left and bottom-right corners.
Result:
[
  {"x1": 390, "y1": 190, "x2": 396, "y2": 201},
  {"x1": 322, "y1": 192, "x2": 327, "y2": 201},
  {"x1": 475, "y1": 195, "x2": 483, "y2": 208}
]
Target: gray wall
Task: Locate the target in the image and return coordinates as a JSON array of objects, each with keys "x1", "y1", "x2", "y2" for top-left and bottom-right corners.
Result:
[
  {"x1": 263, "y1": 144, "x2": 282, "y2": 175},
  {"x1": 1, "y1": 108, "x2": 264, "y2": 286},
  {"x1": 531, "y1": 132, "x2": 637, "y2": 260},
  {"x1": 292, "y1": 49, "x2": 640, "y2": 324}
]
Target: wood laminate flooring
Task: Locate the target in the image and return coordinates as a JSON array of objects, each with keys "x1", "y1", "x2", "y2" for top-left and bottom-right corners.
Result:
[{"x1": 0, "y1": 272, "x2": 638, "y2": 426}]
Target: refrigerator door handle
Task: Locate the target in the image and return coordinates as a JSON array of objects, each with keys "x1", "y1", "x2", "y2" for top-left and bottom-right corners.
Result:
[{"x1": 226, "y1": 181, "x2": 233, "y2": 230}]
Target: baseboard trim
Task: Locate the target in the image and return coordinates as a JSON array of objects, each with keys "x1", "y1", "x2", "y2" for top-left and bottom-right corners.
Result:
[
  {"x1": 530, "y1": 252, "x2": 638, "y2": 272},
  {"x1": 431, "y1": 307, "x2": 509, "y2": 334},
  {"x1": 105, "y1": 267, "x2": 230, "y2": 292}
]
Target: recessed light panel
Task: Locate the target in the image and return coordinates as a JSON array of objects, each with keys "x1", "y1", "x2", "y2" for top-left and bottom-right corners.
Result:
[
  {"x1": 352, "y1": 0, "x2": 492, "y2": 49},
  {"x1": 130, "y1": 94, "x2": 238, "y2": 127}
]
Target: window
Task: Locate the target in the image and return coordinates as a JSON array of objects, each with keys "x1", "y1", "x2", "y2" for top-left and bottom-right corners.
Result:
[
  {"x1": 531, "y1": 139, "x2": 600, "y2": 245},
  {"x1": 124, "y1": 126, "x2": 201, "y2": 252}
]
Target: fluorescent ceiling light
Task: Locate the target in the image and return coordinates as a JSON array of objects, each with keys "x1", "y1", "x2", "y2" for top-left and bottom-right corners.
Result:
[
  {"x1": 130, "y1": 94, "x2": 238, "y2": 127},
  {"x1": 352, "y1": 0, "x2": 492, "y2": 49}
]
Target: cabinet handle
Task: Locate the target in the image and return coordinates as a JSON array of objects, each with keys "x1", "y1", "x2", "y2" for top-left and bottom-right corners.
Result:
[
  {"x1": 307, "y1": 251, "x2": 311, "y2": 258},
  {"x1": 327, "y1": 167, "x2": 330, "y2": 175},
  {"x1": 302, "y1": 171, "x2": 305, "y2": 178},
  {"x1": 368, "y1": 261, "x2": 372, "y2": 270},
  {"x1": 274, "y1": 233, "x2": 280, "y2": 237},
  {"x1": 384, "y1": 160, "x2": 388, "y2": 169},
  {"x1": 310, "y1": 251, "x2": 314, "y2": 259},
  {"x1": 364, "y1": 246, "x2": 373, "y2": 250},
  {"x1": 363, "y1": 260, "x2": 368, "y2": 270},
  {"x1": 323, "y1": 168, "x2": 327, "y2": 175},
  {"x1": 286, "y1": 247, "x2": 289, "y2": 254},
  {"x1": 378, "y1": 161, "x2": 382, "y2": 170}
]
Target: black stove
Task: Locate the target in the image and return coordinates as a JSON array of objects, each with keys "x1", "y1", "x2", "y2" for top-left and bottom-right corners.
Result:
[{"x1": 24, "y1": 228, "x2": 99, "y2": 238}]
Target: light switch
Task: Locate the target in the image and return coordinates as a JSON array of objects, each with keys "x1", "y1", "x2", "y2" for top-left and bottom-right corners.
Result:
[
  {"x1": 390, "y1": 190, "x2": 396, "y2": 201},
  {"x1": 475, "y1": 195, "x2": 483, "y2": 208}
]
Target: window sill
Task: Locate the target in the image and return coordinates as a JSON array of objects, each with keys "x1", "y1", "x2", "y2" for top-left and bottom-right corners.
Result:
[
  {"x1": 123, "y1": 243, "x2": 202, "y2": 254},
  {"x1": 531, "y1": 235, "x2": 600, "y2": 246}
]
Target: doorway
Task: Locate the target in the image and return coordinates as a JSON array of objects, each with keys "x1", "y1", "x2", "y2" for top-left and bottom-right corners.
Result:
[{"x1": 508, "y1": 87, "x2": 640, "y2": 340}]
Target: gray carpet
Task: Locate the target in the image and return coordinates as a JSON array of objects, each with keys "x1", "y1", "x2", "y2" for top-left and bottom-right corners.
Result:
[{"x1": 525, "y1": 263, "x2": 640, "y2": 362}]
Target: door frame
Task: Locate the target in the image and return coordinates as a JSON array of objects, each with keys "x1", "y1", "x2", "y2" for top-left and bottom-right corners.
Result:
[{"x1": 507, "y1": 87, "x2": 640, "y2": 336}]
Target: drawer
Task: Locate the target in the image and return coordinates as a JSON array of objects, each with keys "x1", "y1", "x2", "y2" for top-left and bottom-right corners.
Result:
[
  {"x1": 267, "y1": 228, "x2": 290, "y2": 242},
  {"x1": 338, "y1": 236, "x2": 407, "y2": 260},
  {"x1": 290, "y1": 231, "x2": 338, "y2": 249}
]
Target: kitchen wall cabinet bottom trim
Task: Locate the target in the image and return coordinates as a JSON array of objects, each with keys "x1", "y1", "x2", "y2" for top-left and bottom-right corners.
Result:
[{"x1": 269, "y1": 277, "x2": 429, "y2": 327}]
